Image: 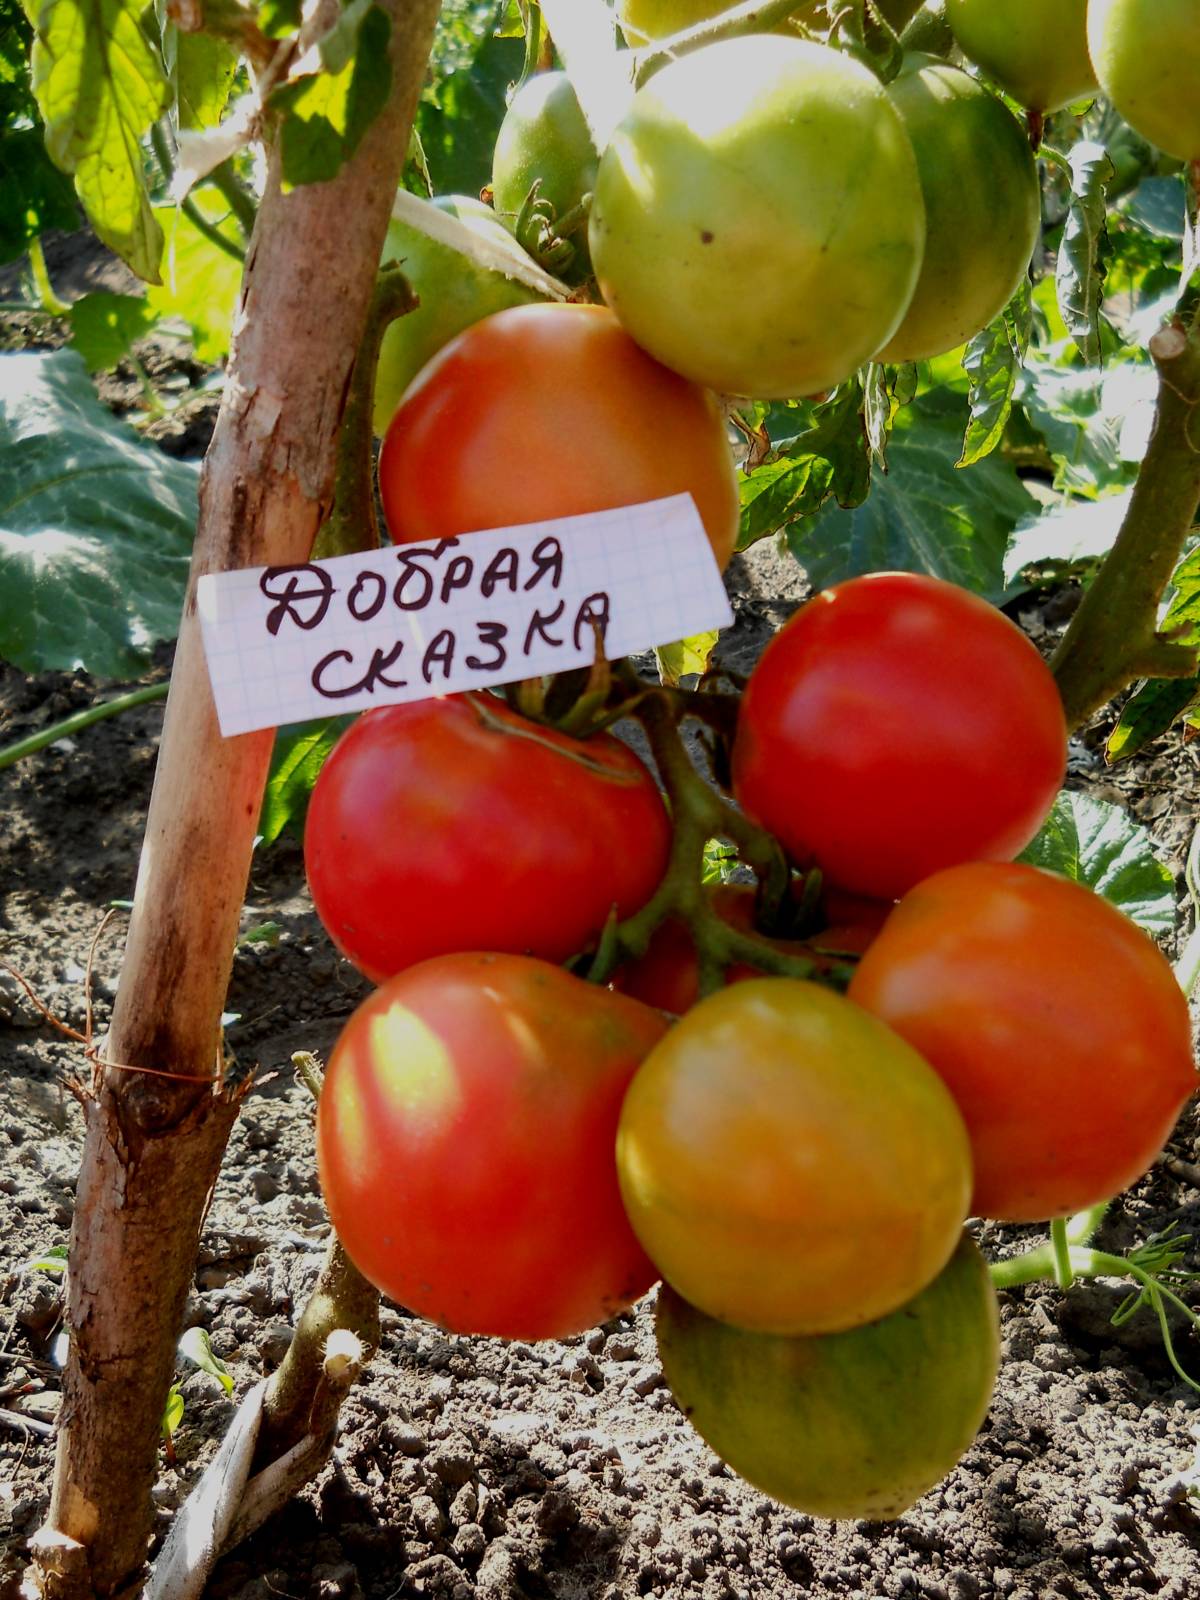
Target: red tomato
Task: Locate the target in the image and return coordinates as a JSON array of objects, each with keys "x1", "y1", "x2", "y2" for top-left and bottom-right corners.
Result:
[
  {"x1": 849, "y1": 862, "x2": 1198, "y2": 1221},
  {"x1": 732, "y1": 573, "x2": 1067, "y2": 900},
  {"x1": 377, "y1": 302, "x2": 740, "y2": 571},
  {"x1": 613, "y1": 882, "x2": 888, "y2": 1013},
  {"x1": 317, "y1": 954, "x2": 669, "y2": 1339},
  {"x1": 305, "y1": 692, "x2": 671, "y2": 983}
]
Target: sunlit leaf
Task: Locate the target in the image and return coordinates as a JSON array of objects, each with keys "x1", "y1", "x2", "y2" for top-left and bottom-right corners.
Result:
[{"x1": 1018, "y1": 791, "x2": 1175, "y2": 933}]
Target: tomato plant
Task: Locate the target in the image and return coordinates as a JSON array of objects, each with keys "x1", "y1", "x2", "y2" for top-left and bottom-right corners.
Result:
[
  {"x1": 377, "y1": 302, "x2": 740, "y2": 570},
  {"x1": 373, "y1": 196, "x2": 542, "y2": 438},
  {"x1": 849, "y1": 862, "x2": 1199, "y2": 1221},
  {"x1": 732, "y1": 573, "x2": 1068, "y2": 901},
  {"x1": 588, "y1": 35, "x2": 925, "y2": 398},
  {"x1": 304, "y1": 691, "x2": 671, "y2": 983},
  {"x1": 878, "y1": 56, "x2": 1040, "y2": 363},
  {"x1": 614, "y1": 0, "x2": 819, "y2": 45},
  {"x1": 491, "y1": 71, "x2": 597, "y2": 276},
  {"x1": 656, "y1": 1234, "x2": 1000, "y2": 1520},
  {"x1": 944, "y1": 0, "x2": 1096, "y2": 113},
  {"x1": 1088, "y1": 0, "x2": 1200, "y2": 163},
  {"x1": 616, "y1": 977, "x2": 973, "y2": 1337},
  {"x1": 317, "y1": 953, "x2": 668, "y2": 1339}
]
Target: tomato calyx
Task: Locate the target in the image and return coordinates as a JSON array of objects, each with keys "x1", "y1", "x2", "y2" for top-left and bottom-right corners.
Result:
[{"x1": 512, "y1": 178, "x2": 594, "y2": 278}]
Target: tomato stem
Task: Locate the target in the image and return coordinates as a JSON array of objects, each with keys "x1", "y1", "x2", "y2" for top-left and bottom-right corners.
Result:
[
  {"x1": 313, "y1": 265, "x2": 418, "y2": 561},
  {"x1": 1050, "y1": 1217, "x2": 1074, "y2": 1290},
  {"x1": 986, "y1": 1202, "x2": 1110, "y2": 1289}
]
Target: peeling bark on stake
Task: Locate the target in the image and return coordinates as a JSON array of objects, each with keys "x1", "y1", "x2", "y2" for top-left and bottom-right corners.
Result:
[{"x1": 30, "y1": 4, "x2": 443, "y2": 1594}]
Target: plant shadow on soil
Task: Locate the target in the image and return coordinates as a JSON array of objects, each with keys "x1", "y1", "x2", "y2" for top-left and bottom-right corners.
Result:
[{"x1": 3, "y1": 258, "x2": 1200, "y2": 1599}]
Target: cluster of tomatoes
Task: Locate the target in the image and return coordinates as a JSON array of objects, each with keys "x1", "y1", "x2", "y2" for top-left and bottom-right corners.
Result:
[{"x1": 305, "y1": 0, "x2": 1200, "y2": 1524}]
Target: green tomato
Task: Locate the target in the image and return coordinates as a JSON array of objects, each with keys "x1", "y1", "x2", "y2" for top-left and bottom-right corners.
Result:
[
  {"x1": 1089, "y1": 0, "x2": 1200, "y2": 162},
  {"x1": 656, "y1": 1235, "x2": 1000, "y2": 1521},
  {"x1": 491, "y1": 72, "x2": 599, "y2": 277},
  {"x1": 588, "y1": 36, "x2": 925, "y2": 399},
  {"x1": 615, "y1": 0, "x2": 821, "y2": 46},
  {"x1": 945, "y1": 0, "x2": 1096, "y2": 113},
  {"x1": 878, "y1": 57, "x2": 1040, "y2": 362},
  {"x1": 372, "y1": 196, "x2": 542, "y2": 438}
]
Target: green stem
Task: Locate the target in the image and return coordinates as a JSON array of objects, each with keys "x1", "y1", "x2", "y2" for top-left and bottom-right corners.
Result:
[
  {"x1": 987, "y1": 1202, "x2": 1111, "y2": 1289},
  {"x1": 1050, "y1": 1216, "x2": 1074, "y2": 1290},
  {"x1": 311, "y1": 264, "x2": 417, "y2": 560},
  {"x1": 516, "y1": 0, "x2": 543, "y2": 90},
  {"x1": 204, "y1": 158, "x2": 258, "y2": 237},
  {"x1": 633, "y1": 0, "x2": 818, "y2": 83},
  {"x1": 151, "y1": 123, "x2": 246, "y2": 265},
  {"x1": 0, "y1": 682, "x2": 169, "y2": 772},
  {"x1": 27, "y1": 237, "x2": 71, "y2": 316},
  {"x1": 1050, "y1": 317, "x2": 1200, "y2": 730}
]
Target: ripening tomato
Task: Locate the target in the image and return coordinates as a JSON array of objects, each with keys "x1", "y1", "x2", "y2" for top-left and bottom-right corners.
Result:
[
  {"x1": 317, "y1": 954, "x2": 669, "y2": 1339},
  {"x1": 612, "y1": 882, "x2": 888, "y2": 1013},
  {"x1": 732, "y1": 573, "x2": 1067, "y2": 901},
  {"x1": 617, "y1": 978, "x2": 972, "y2": 1336},
  {"x1": 377, "y1": 303, "x2": 740, "y2": 571},
  {"x1": 657, "y1": 1234, "x2": 1000, "y2": 1520},
  {"x1": 945, "y1": 0, "x2": 1096, "y2": 113},
  {"x1": 491, "y1": 72, "x2": 598, "y2": 277},
  {"x1": 1088, "y1": 0, "x2": 1200, "y2": 163},
  {"x1": 588, "y1": 36, "x2": 925, "y2": 399},
  {"x1": 372, "y1": 196, "x2": 543, "y2": 439},
  {"x1": 305, "y1": 692, "x2": 671, "y2": 983},
  {"x1": 878, "y1": 58, "x2": 1040, "y2": 363},
  {"x1": 849, "y1": 862, "x2": 1199, "y2": 1221}
]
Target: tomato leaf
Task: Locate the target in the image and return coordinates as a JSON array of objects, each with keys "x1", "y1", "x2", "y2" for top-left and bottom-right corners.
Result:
[
  {"x1": 68, "y1": 291, "x2": 158, "y2": 372},
  {"x1": 171, "y1": 29, "x2": 239, "y2": 132},
  {"x1": 958, "y1": 279, "x2": 1032, "y2": 469},
  {"x1": 1002, "y1": 489, "x2": 1132, "y2": 588},
  {"x1": 414, "y1": 32, "x2": 523, "y2": 196},
  {"x1": 0, "y1": 13, "x2": 80, "y2": 263},
  {"x1": 271, "y1": 2, "x2": 392, "y2": 190},
  {"x1": 1017, "y1": 791, "x2": 1176, "y2": 934},
  {"x1": 425, "y1": 0, "x2": 508, "y2": 95},
  {"x1": 25, "y1": 0, "x2": 170, "y2": 283},
  {"x1": 259, "y1": 717, "x2": 353, "y2": 846},
  {"x1": 0, "y1": 349, "x2": 196, "y2": 675},
  {"x1": 656, "y1": 631, "x2": 719, "y2": 687},
  {"x1": 1106, "y1": 674, "x2": 1200, "y2": 763},
  {"x1": 786, "y1": 390, "x2": 1035, "y2": 602},
  {"x1": 1054, "y1": 140, "x2": 1114, "y2": 366},
  {"x1": 862, "y1": 361, "x2": 917, "y2": 471},
  {"x1": 736, "y1": 383, "x2": 870, "y2": 551},
  {"x1": 146, "y1": 198, "x2": 243, "y2": 363},
  {"x1": 1015, "y1": 354, "x2": 1151, "y2": 498}
]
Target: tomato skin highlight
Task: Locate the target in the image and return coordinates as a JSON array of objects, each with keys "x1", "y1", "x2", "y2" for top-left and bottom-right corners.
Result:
[
  {"x1": 849, "y1": 862, "x2": 1199, "y2": 1221},
  {"x1": 588, "y1": 36, "x2": 925, "y2": 400},
  {"x1": 377, "y1": 302, "x2": 740, "y2": 571},
  {"x1": 305, "y1": 692, "x2": 671, "y2": 983},
  {"x1": 656, "y1": 1235, "x2": 1000, "y2": 1521},
  {"x1": 317, "y1": 954, "x2": 669, "y2": 1340},
  {"x1": 617, "y1": 978, "x2": 973, "y2": 1337},
  {"x1": 731, "y1": 572, "x2": 1067, "y2": 901}
]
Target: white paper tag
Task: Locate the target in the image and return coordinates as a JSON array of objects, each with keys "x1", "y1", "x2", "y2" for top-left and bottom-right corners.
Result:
[{"x1": 197, "y1": 494, "x2": 734, "y2": 737}]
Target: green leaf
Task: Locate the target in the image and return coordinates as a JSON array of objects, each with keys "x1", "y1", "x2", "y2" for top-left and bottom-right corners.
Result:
[
  {"x1": 415, "y1": 33, "x2": 523, "y2": 196},
  {"x1": 425, "y1": 0, "x2": 508, "y2": 99},
  {"x1": 786, "y1": 390, "x2": 1035, "y2": 602},
  {"x1": 1054, "y1": 141, "x2": 1113, "y2": 366},
  {"x1": 1107, "y1": 674, "x2": 1200, "y2": 763},
  {"x1": 1002, "y1": 488, "x2": 1132, "y2": 587},
  {"x1": 1016, "y1": 354, "x2": 1152, "y2": 497},
  {"x1": 737, "y1": 382, "x2": 870, "y2": 551},
  {"x1": 68, "y1": 291, "x2": 157, "y2": 371},
  {"x1": 145, "y1": 198, "x2": 243, "y2": 362},
  {"x1": 701, "y1": 838, "x2": 740, "y2": 886},
  {"x1": 0, "y1": 129, "x2": 80, "y2": 265},
  {"x1": 272, "y1": 2, "x2": 391, "y2": 189},
  {"x1": 0, "y1": 349, "x2": 196, "y2": 674},
  {"x1": 1161, "y1": 544, "x2": 1200, "y2": 645},
  {"x1": 161, "y1": 1384, "x2": 185, "y2": 1440},
  {"x1": 24, "y1": 1243, "x2": 68, "y2": 1275},
  {"x1": 1017, "y1": 791, "x2": 1176, "y2": 934},
  {"x1": 862, "y1": 361, "x2": 916, "y2": 470},
  {"x1": 258, "y1": 0, "x2": 301, "y2": 38},
  {"x1": 173, "y1": 29, "x2": 238, "y2": 130},
  {"x1": 1116, "y1": 175, "x2": 1186, "y2": 243},
  {"x1": 26, "y1": 0, "x2": 170, "y2": 282},
  {"x1": 656, "y1": 630, "x2": 719, "y2": 686},
  {"x1": 259, "y1": 717, "x2": 352, "y2": 846},
  {"x1": 958, "y1": 279, "x2": 1032, "y2": 468},
  {"x1": 178, "y1": 1325, "x2": 235, "y2": 1394}
]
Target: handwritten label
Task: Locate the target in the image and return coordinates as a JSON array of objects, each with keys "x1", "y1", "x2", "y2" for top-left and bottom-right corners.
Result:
[{"x1": 197, "y1": 495, "x2": 734, "y2": 737}]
